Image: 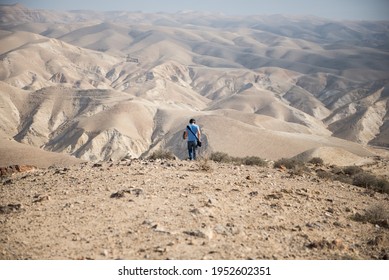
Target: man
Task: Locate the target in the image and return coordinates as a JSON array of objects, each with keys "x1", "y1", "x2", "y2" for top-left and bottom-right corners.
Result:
[{"x1": 183, "y1": 118, "x2": 201, "y2": 160}]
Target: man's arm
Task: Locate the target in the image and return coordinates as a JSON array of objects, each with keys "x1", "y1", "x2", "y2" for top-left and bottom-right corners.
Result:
[{"x1": 183, "y1": 130, "x2": 188, "y2": 139}]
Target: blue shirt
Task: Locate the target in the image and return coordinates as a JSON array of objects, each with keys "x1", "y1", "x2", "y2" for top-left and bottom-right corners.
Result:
[{"x1": 186, "y1": 124, "x2": 200, "y2": 142}]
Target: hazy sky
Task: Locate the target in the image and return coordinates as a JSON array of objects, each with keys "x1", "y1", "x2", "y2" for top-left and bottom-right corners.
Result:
[{"x1": 2, "y1": 0, "x2": 389, "y2": 20}]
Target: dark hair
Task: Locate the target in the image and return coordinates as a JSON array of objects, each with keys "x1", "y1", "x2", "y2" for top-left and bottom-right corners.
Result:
[{"x1": 189, "y1": 118, "x2": 196, "y2": 124}]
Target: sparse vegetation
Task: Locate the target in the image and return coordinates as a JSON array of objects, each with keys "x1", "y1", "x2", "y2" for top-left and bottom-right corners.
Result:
[
  {"x1": 343, "y1": 165, "x2": 363, "y2": 176},
  {"x1": 2, "y1": 152, "x2": 388, "y2": 260},
  {"x1": 316, "y1": 169, "x2": 333, "y2": 180},
  {"x1": 309, "y1": 157, "x2": 324, "y2": 165},
  {"x1": 313, "y1": 164, "x2": 389, "y2": 195},
  {"x1": 148, "y1": 149, "x2": 176, "y2": 160},
  {"x1": 352, "y1": 172, "x2": 389, "y2": 194},
  {"x1": 364, "y1": 203, "x2": 389, "y2": 226},
  {"x1": 353, "y1": 203, "x2": 389, "y2": 228},
  {"x1": 208, "y1": 154, "x2": 389, "y2": 192},
  {"x1": 334, "y1": 173, "x2": 354, "y2": 185},
  {"x1": 209, "y1": 152, "x2": 267, "y2": 167},
  {"x1": 240, "y1": 156, "x2": 268, "y2": 167},
  {"x1": 376, "y1": 178, "x2": 389, "y2": 194},
  {"x1": 210, "y1": 152, "x2": 232, "y2": 163},
  {"x1": 352, "y1": 172, "x2": 377, "y2": 188},
  {"x1": 273, "y1": 158, "x2": 309, "y2": 175},
  {"x1": 274, "y1": 158, "x2": 304, "y2": 169}
]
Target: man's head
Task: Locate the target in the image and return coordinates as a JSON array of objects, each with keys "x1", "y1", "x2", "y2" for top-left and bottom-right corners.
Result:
[{"x1": 189, "y1": 118, "x2": 196, "y2": 124}]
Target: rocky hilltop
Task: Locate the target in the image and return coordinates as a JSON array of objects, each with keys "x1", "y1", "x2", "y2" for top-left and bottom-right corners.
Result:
[
  {"x1": 0, "y1": 160, "x2": 389, "y2": 259},
  {"x1": 1, "y1": 158, "x2": 388, "y2": 260}
]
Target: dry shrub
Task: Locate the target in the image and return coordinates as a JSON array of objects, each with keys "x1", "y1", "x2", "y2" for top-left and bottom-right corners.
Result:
[
  {"x1": 353, "y1": 172, "x2": 377, "y2": 187},
  {"x1": 376, "y1": 179, "x2": 389, "y2": 194},
  {"x1": 148, "y1": 149, "x2": 176, "y2": 160},
  {"x1": 240, "y1": 156, "x2": 268, "y2": 167},
  {"x1": 331, "y1": 166, "x2": 344, "y2": 175},
  {"x1": 197, "y1": 157, "x2": 213, "y2": 172},
  {"x1": 210, "y1": 152, "x2": 267, "y2": 167},
  {"x1": 354, "y1": 203, "x2": 389, "y2": 228},
  {"x1": 210, "y1": 152, "x2": 232, "y2": 163},
  {"x1": 274, "y1": 158, "x2": 304, "y2": 169},
  {"x1": 365, "y1": 204, "x2": 389, "y2": 224},
  {"x1": 353, "y1": 172, "x2": 389, "y2": 194},
  {"x1": 334, "y1": 173, "x2": 354, "y2": 185},
  {"x1": 343, "y1": 166, "x2": 363, "y2": 176},
  {"x1": 316, "y1": 169, "x2": 334, "y2": 180},
  {"x1": 309, "y1": 157, "x2": 324, "y2": 165},
  {"x1": 317, "y1": 165, "x2": 389, "y2": 195},
  {"x1": 274, "y1": 158, "x2": 308, "y2": 175}
]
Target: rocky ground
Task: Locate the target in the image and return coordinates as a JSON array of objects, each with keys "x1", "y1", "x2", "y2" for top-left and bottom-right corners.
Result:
[{"x1": 0, "y1": 158, "x2": 388, "y2": 260}]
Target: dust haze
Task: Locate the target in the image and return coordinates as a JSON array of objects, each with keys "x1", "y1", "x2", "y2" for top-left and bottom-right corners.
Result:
[{"x1": 0, "y1": 4, "x2": 388, "y2": 260}]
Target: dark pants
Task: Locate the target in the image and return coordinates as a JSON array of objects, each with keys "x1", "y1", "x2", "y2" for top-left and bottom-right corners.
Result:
[{"x1": 187, "y1": 141, "x2": 197, "y2": 160}]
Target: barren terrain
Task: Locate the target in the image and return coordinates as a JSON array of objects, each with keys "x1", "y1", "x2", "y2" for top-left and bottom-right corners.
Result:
[
  {"x1": 0, "y1": 4, "x2": 389, "y2": 261},
  {"x1": 0, "y1": 4, "x2": 388, "y2": 163},
  {"x1": 1, "y1": 158, "x2": 388, "y2": 260}
]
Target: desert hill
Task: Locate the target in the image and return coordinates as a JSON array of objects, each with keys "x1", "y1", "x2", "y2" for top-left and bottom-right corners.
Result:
[
  {"x1": 0, "y1": 4, "x2": 388, "y2": 165},
  {"x1": 0, "y1": 133, "x2": 83, "y2": 168},
  {"x1": 1, "y1": 4, "x2": 389, "y2": 262}
]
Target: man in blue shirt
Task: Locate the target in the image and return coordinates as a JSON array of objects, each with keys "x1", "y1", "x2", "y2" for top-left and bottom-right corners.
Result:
[{"x1": 183, "y1": 118, "x2": 201, "y2": 160}]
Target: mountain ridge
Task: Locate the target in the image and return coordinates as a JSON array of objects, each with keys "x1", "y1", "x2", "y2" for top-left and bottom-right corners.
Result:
[{"x1": 0, "y1": 4, "x2": 388, "y2": 165}]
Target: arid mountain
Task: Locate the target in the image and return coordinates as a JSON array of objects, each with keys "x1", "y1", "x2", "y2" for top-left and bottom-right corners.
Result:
[{"x1": 0, "y1": 4, "x2": 388, "y2": 165}]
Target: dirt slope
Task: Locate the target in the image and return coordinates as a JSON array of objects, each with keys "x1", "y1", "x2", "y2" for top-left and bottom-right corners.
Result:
[{"x1": 1, "y1": 159, "x2": 388, "y2": 260}]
